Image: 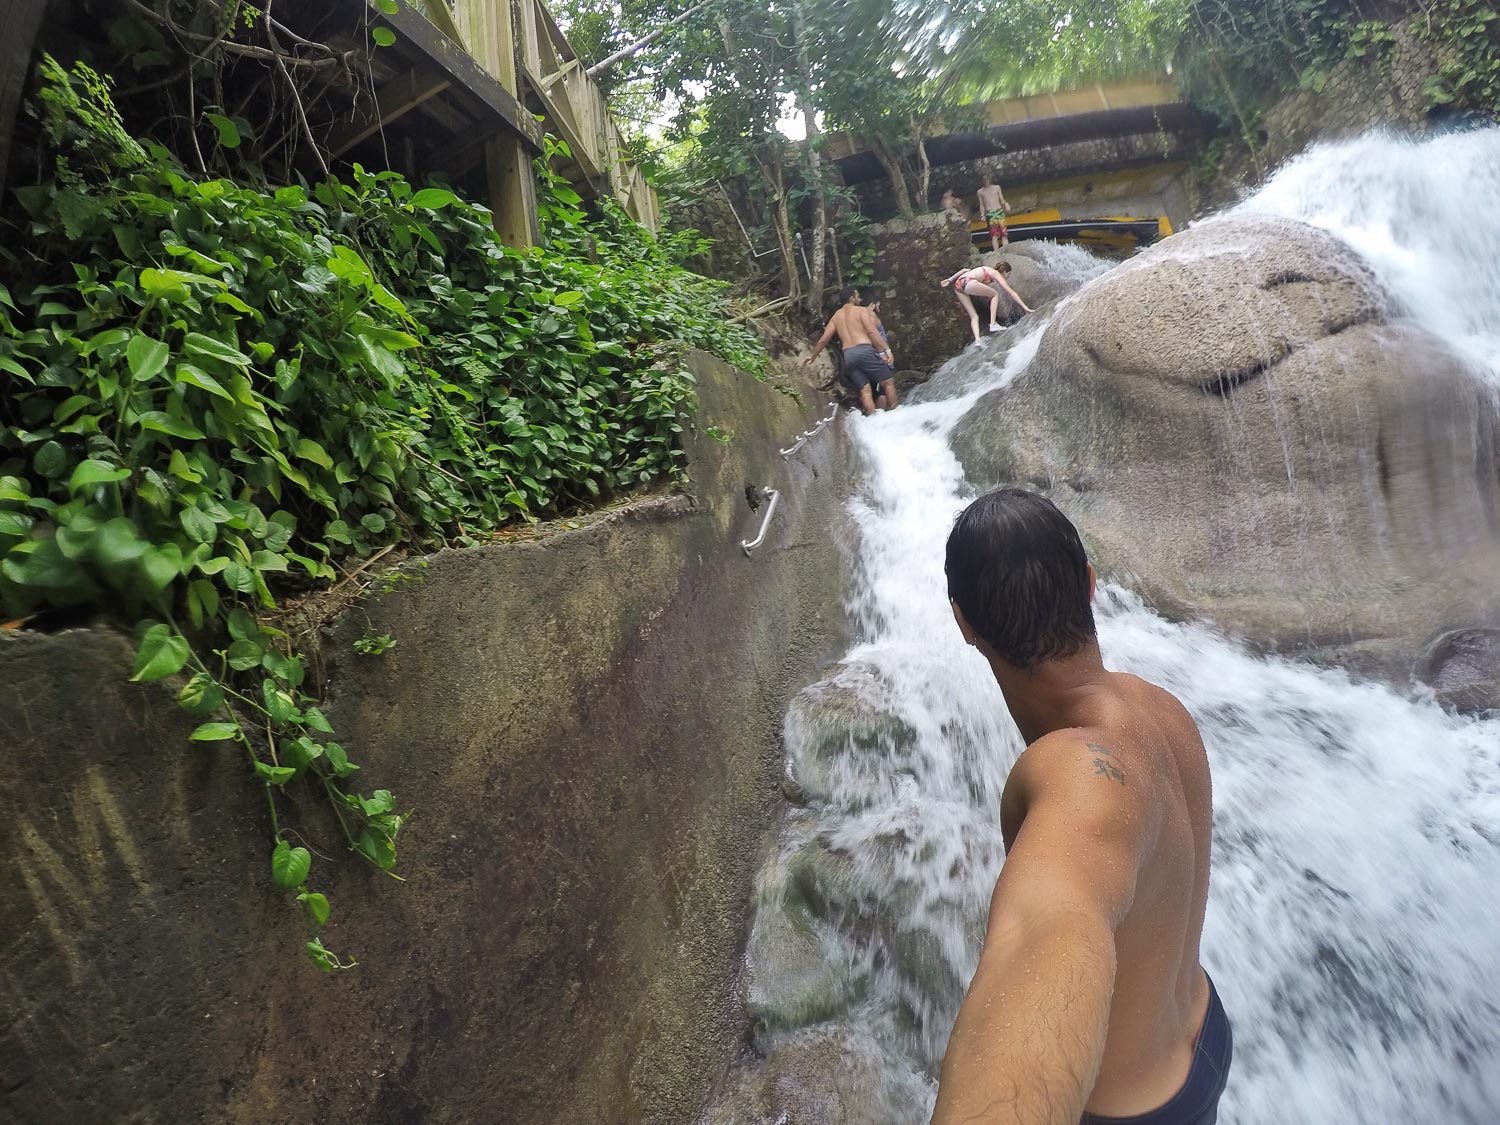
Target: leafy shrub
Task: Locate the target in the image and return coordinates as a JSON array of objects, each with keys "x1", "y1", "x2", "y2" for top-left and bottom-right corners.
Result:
[{"x1": 0, "y1": 57, "x2": 765, "y2": 967}]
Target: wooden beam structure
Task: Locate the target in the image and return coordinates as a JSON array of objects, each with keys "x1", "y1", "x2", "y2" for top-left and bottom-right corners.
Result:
[
  {"x1": 455, "y1": 0, "x2": 659, "y2": 230},
  {"x1": 327, "y1": 65, "x2": 451, "y2": 158},
  {"x1": 372, "y1": 0, "x2": 542, "y2": 153},
  {"x1": 0, "y1": 0, "x2": 654, "y2": 246},
  {"x1": 0, "y1": 0, "x2": 51, "y2": 205}
]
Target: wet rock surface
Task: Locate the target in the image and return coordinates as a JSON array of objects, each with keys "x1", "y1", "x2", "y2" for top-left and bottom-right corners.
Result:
[
  {"x1": 950, "y1": 215, "x2": 1500, "y2": 679},
  {"x1": 703, "y1": 1024, "x2": 933, "y2": 1125},
  {"x1": 1417, "y1": 630, "x2": 1500, "y2": 714}
]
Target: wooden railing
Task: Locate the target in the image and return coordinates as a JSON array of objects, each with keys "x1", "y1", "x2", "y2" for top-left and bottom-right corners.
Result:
[{"x1": 452, "y1": 0, "x2": 658, "y2": 230}]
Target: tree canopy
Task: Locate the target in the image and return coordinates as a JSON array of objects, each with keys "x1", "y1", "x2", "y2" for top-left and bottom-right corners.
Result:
[{"x1": 548, "y1": 0, "x2": 1187, "y2": 302}]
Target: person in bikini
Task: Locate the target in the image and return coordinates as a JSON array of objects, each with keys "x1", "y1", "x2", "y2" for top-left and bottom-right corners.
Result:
[
  {"x1": 805, "y1": 287, "x2": 898, "y2": 415},
  {"x1": 941, "y1": 262, "x2": 1035, "y2": 346},
  {"x1": 932, "y1": 489, "x2": 1231, "y2": 1125},
  {"x1": 977, "y1": 172, "x2": 1011, "y2": 251}
]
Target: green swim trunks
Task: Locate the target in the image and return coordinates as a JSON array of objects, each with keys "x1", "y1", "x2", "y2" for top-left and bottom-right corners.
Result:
[{"x1": 986, "y1": 208, "x2": 1008, "y2": 237}]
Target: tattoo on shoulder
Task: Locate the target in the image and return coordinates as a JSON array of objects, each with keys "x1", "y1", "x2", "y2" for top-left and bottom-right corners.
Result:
[{"x1": 1085, "y1": 741, "x2": 1126, "y2": 786}]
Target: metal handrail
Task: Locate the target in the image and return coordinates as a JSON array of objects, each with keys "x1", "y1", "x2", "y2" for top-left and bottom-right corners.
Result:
[
  {"x1": 741, "y1": 488, "x2": 781, "y2": 557},
  {"x1": 780, "y1": 401, "x2": 840, "y2": 458},
  {"x1": 744, "y1": 403, "x2": 839, "y2": 557}
]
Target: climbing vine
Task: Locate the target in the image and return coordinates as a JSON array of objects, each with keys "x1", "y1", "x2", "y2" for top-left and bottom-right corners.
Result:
[
  {"x1": 1, "y1": 58, "x2": 764, "y2": 969},
  {"x1": 1415, "y1": 0, "x2": 1500, "y2": 110},
  {"x1": 1181, "y1": 0, "x2": 1500, "y2": 136}
]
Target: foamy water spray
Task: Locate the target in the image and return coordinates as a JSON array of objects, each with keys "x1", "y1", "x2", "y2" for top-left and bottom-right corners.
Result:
[
  {"x1": 1236, "y1": 129, "x2": 1500, "y2": 381},
  {"x1": 708, "y1": 133, "x2": 1500, "y2": 1125}
]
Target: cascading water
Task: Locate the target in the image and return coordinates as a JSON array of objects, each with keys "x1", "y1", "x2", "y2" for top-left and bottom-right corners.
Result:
[
  {"x1": 1236, "y1": 130, "x2": 1500, "y2": 383},
  {"x1": 706, "y1": 130, "x2": 1500, "y2": 1125}
]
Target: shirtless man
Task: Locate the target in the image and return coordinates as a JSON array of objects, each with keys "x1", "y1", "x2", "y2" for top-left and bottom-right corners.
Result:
[
  {"x1": 805, "y1": 287, "x2": 898, "y2": 416},
  {"x1": 933, "y1": 489, "x2": 1231, "y2": 1125},
  {"x1": 977, "y1": 172, "x2": 1012, "y2": 252}
]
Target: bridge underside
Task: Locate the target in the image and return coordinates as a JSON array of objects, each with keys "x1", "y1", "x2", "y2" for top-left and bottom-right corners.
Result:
[{"x1": 837, "y1": 101, "x2": 1209, "y2": 228}]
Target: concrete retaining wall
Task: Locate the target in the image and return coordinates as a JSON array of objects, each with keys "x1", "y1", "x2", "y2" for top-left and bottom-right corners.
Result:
[{"x1": 0, "y1": 353, "x2": 851, "y2": 1124}]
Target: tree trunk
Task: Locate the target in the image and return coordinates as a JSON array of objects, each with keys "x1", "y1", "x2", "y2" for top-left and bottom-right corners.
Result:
[
  {"x1": 914, "y1": 127, "x2": 932, "y2": 208},
  {"x1": 871, "y1": 137, "x2": 915, "y2": 218},
  {"x1": 719, "y1": 14, "x2": 798, "y2": 298},
  {"x1": 792, "y1": 0, "x2": 826, "y2": 313},
  {"x1": 758, "y1": 148, "x2": 800, "y2": 303}
]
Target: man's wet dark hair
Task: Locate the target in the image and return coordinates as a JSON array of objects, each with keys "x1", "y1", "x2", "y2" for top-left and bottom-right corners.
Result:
[
  {"x1": 838, "y1": 286, "x2": 859, "y2": 305},
  {"x1": 945, "y1": 488, "x2": 1096, "y2": 669}
]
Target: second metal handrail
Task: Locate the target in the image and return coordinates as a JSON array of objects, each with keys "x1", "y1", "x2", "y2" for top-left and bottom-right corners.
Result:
[
  {"x1": 780, "y1": 401, "x2": 840, "y2": 459},
  {"x1": 743, "y1": 401, "x2": 839, "y2": 557}
]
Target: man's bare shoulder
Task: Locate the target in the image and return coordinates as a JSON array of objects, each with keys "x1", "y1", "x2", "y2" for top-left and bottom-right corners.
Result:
[
  {"x1": 1012, "y1": 727, "x2": 1135, "y2": 794},
  {"x1": 1112, "y1": 673, "x2": 1205, "y2": 750},
  {"x1": 1001, "y1": 726, "x2": 1157, "y2": 854}
]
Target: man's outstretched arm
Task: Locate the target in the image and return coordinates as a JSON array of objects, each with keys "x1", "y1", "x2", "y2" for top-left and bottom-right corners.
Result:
[
  {"x1": 931, "y1": 736, "x2": 1156, "y2": 1125},
  {"x1": 805, "y1": 318, "x2": 837, "y2": 362}
]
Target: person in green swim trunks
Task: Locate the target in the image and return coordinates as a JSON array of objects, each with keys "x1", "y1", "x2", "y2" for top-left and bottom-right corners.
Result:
[{"x1": 977, "y1": 171, "x2": 1011, "y2": 252}]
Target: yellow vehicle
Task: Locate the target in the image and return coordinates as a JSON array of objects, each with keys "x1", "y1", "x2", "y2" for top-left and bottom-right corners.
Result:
[{"x1": 970, "y1": 208, "x2": 1173, "y2": 254}]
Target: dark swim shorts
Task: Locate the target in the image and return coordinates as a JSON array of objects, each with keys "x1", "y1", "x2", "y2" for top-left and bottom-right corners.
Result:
[
  {"x1": 842, "y1": 343, "x2": 892, "y2": 394},
  {"x1": 1079, "y1": 975, "x2": 1232, "y2": 1125}
]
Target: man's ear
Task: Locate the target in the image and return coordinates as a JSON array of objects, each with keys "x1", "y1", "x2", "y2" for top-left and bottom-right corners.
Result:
[
  {"x1": 1087, "y1": 562, "x2": 1097, "y2": 604},
  {"x1": 951, "y1": 599, "x2": 978, "y2": 646}
]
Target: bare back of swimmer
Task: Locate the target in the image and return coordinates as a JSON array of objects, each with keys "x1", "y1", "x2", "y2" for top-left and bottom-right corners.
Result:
[
  {"x1": 805, "y1": 286, "x2": 899, "y2": 416},
  {"x1": 933, "y1": 489, "x2": 1231, "y2": 1125}
]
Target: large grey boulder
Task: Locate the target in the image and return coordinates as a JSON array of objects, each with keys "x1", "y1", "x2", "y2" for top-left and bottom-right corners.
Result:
[{"x1": 951, "y1": 215, "x2": 1500, "y2": 685}]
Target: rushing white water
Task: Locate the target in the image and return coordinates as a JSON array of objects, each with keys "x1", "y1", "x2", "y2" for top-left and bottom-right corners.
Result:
[
  {"x1": 715, "y1": 130, "x2": 1500, "y2": 1125},
  {"x1": 1235, "y1": 129, "x2": 1500, "y2": 383}
]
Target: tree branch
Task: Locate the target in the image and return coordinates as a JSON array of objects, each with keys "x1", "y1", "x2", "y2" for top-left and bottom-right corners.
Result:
[
  {"x1": 123, "y1": 0, "x2": 349, "y2": 70},
  {"x1": 263, "y1": 0, "x2": 330, "y2": 177}
]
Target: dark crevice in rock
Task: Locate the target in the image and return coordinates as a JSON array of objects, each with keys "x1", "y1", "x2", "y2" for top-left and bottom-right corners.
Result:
[
  {"x1": 1261, "y1": 270, "x2": 1320, "y2": 289},
  {"x1": 1376, "y1": 432, "x2": 1393, "y2": 501},
  {"x1": 1201, "y1": 362, "x2": 1272, "y2": 396},
  {"x1": 1197, "y1": 312, "x2": 1379, "y2": 396}
]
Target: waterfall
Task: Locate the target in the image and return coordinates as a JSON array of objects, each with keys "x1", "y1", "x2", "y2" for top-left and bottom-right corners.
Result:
[
  {"x1": 1234, "y1": 129, "x2": 1500, "y2": 383},
  {"x1": 706, "y1": 130, "x2": 1500, "y2": 1125}
]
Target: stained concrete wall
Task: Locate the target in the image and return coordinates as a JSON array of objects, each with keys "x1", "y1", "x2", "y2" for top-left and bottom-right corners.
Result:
[{"x1": 0, "y1": 353, "x2": 851, "y2": 1124}]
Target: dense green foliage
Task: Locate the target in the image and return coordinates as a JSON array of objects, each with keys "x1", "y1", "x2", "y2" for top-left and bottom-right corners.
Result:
[
  {"x1": 1182, "y1": 0, "x2": 1500, "y2": 138},
  {"x1": 0, "y1": 58, "x2": 763, "y2": 968},
  {"x1": 1419, "y1": 0, "x2": 1500, "y2": 109},
  {"x1": 899, "y1": 0, "x2": 1187, "y2": 102}
]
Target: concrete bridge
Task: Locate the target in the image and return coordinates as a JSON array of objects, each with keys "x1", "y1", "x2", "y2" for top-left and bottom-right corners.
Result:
[{"x1": 829, "y1": 80, "x2": 1206, "y2": 233}]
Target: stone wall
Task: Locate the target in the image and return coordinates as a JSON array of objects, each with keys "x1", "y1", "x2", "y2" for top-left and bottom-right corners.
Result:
[
  {"x1": 1195, "y1": 16, "x2": 1447, "y2": 211},
  {"x1": 868, "y1": 211, "x2": 977, "y2": 373},
  {"x1": 0, "y1": 354, "x2": 852, "y2": 1125}
]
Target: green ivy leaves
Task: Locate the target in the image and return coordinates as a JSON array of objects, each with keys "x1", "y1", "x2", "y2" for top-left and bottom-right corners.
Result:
[
  {"x1": 130, "y1": 622, "x2": 190, "y2": 681},
  {"x1": 5, "y1": 58, "x2": 766, "y2": 974},
  {"x1": 272, "y1": 839, "x2": 311, "y2": 887}
]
